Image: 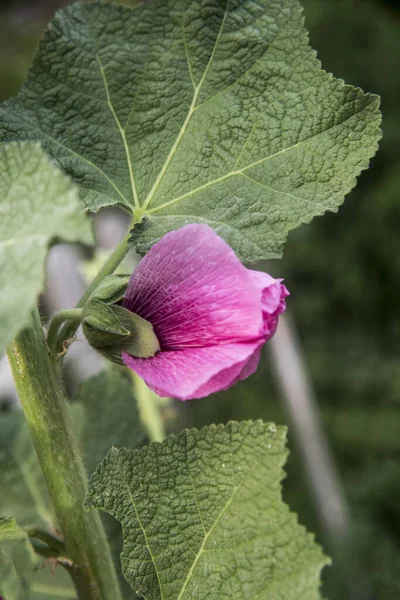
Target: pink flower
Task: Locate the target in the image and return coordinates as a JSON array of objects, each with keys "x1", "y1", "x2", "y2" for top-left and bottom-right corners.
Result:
[{"x1": 122, "y1": 224, "x2": 288, "y2": 400}]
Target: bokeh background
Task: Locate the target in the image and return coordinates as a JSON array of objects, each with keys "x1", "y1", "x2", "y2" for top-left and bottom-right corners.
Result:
[{"x1": 0, "y1": 1, "x2": 399, "y2": 599}]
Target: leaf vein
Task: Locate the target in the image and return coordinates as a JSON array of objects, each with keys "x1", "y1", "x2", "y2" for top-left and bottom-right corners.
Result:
[
  {"x1": 125, "y1": 482, "x2": 165, "y2": 600},
  {"x1": 147, "y1": 101, "x2": 372, "y2": 215},
  {"x1": 96, "y1": 55, "x2": 140, "y2": 210},
  {"x1": 141, "y1": 0, "x2": 229, "y2": 212},
  {"x1": 176, "y1": 486, "x2": 238, "y2": 600},
  {"x1": 43, "y1": 132, "x2": 129, "y2": 206}
]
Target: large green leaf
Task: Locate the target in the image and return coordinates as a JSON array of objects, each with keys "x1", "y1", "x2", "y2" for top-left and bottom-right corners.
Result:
[
  {"x1": 86, "y1": 421, "x2": 328, "y2": 600},
  {"x1": 0, "y1": 0, "x2": 380, "y2": 261},
  {"x1": 0, "y1": 142, "x2": 93, "y2": 352}
]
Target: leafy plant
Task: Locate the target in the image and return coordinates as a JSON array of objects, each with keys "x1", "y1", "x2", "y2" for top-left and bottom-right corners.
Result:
[{"x1": 0, "y1": 0, "x2": 381, "y2": 598}]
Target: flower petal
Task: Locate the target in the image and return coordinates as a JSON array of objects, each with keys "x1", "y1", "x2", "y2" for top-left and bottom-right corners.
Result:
[
  {"x1": 123, "y1": 224, "x2": 264, "y2": 350},
  {"x1": 122, "y1": 341, "x2": 263, "y2": 400},
  {"x1": 248, "y1": 270, "x2": 289, "y2": 337}
]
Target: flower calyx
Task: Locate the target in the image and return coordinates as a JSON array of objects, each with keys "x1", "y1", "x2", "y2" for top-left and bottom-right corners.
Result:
[{"x1": 82, "y1": 296, "x2": 160, "y2": 364}]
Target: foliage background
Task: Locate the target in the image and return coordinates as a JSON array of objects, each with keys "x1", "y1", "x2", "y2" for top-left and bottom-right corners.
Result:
[{"x1": 0, "y1": 1, "x2": 398, "y2": 599}]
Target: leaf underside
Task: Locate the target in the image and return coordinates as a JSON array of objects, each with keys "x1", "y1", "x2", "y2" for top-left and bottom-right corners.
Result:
[
  {"x1": 0, "y1": 141, "x2": 92, "y2": 352},
  {"x1": 0, "y1": 0, "x2": 381, "y2": 261},
  {"x1": 86, "y1": 420, "x2": 329, "y2": 600}
]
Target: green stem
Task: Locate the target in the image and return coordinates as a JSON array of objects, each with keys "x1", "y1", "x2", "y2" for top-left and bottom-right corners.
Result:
[
  {"x1": 7, "y1": 309, "x2": 123, "y2": 600},
  {"x1": 132, "y1": 371, "x2": 166, "y2": 442},
  {"x1": 47, "y1": 308, "x2": 83, "y2": 356},
  {"x1": 56, "y1": 229, "x2": 132, "y2": 354}
]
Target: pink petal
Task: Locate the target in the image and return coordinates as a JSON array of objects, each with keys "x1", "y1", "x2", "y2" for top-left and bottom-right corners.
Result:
[
  {"x1": 123, "y1": 224, "x2": 264, "y2": 350},
  {"x1": 249, "y1": 270, "x2": 289, "y2": 337},
  {"x1": 122, "y1": 340, "x2": 263, "y2": 401}
]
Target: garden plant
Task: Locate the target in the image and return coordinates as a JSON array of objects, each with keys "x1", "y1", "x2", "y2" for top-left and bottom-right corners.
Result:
[{"x1": 0, "y1": 0, "x2": 382, "y2": 598}]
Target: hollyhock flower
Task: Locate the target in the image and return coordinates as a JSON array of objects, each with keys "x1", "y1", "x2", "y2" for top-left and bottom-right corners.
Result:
[{"x1": 120, "y1": 224, "x2": 288, "y2": 400}]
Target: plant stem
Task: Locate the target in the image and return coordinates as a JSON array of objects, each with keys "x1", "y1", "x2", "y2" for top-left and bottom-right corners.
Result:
[
  {"x1": 56, "y1": 228, "x2": 132, "y2": 353},
  {"x1": 47, "y1": 308, "x2": 83, "y2": 355},
  {"x1": 7, "y1": 309, "x2": 122, "y2": 600},
  {"x1": 132, "y1": 371, "x2": 166, "y2": 442}
]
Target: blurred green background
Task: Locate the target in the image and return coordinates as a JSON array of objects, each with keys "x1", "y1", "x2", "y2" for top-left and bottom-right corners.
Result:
[{"x1": 1, "y1": 1, "x2": 399, "y2": 599}]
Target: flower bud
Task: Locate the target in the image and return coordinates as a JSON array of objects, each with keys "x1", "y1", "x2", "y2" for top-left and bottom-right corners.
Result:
[{"x1": 82, "y1": 297, "x2": 160, "y2": 364}]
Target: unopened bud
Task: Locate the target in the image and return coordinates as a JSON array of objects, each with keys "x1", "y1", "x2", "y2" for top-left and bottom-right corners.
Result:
[{"x1": 82, "y1": 298, "x2": 160, "y2": 364}]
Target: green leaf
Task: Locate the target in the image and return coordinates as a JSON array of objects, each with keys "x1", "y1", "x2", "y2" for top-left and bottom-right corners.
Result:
[
  {"x1": 0, "y1": 516, "x2": 28, "y2": 543},
  {"x1": 0, "y1": 142, "x2": 93, "y2": 351},
  {"x1": 0, "y1": 517, "x2": 39, "y2": 600},
  {"x1": 86, "y1": 421, "x2": 329, "y2": 600},
  {"x1": 0, "y1": 1, "x2": 381, "y2": 261}
]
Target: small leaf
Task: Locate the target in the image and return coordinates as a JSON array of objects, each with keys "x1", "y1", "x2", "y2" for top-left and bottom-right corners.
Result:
[
  {"x1": 0, "y1": 517, "x2": 39, "y2": 600},
  {"x1": 0, "y1": 0, "x2": 381, "y2": 261},
  {"x1": 0, "y1": 142, "x2": 93, "y2": 351},
  {"x1": 86, "y1": 421, "x2": 329, "y2": 600},
  {"x1": 0, "y1": 517, "x2": 29, "y2": 543}
]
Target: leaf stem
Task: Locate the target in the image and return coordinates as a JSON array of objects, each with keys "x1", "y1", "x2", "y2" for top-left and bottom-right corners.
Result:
[
  {"x1": 131, "y1": 371, "x2": 166, "y2": 442},
  {"x1": 26, "y1": 527, "x2": 66, "y2": 556},
  {"x1": 47, "y1": 308, "x2": 83, "y2": 356},
  {"x1": 7, "y1": 309, "x2": 123, "y2": 600}
]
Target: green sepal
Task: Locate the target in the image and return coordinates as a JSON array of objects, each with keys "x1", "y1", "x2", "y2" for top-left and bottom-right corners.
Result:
[
  {"x1": 82, "y1": 298, "x2": 130, "y2": 348},
  {"x1": 82, "y1": 298, "x2": 160, "y2": 364},
  {"x1": 89, "y1": 274, "x2": 130, "y2": 305}
]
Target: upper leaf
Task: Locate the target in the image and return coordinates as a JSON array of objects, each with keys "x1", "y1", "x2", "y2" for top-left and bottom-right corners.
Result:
[
  {"x1": 0, "y1": 0, "x2": 381, "y2": 261},
  {"x1": 0, "y1": 142, "x2": 93, "y2": 351},
  {"x1": 86, "y1": 420, "x2": 329, "y2": 600}
]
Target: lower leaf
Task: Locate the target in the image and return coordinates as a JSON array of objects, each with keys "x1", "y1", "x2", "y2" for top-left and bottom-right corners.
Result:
[{"x1": 86, "y1": 420, "x2": 329, "y2": 600}]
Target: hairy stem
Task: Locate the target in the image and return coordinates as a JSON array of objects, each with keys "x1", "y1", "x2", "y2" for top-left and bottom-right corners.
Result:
[{"x1": 7, "y1": 309, "x2": 122, "y2": 600}]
